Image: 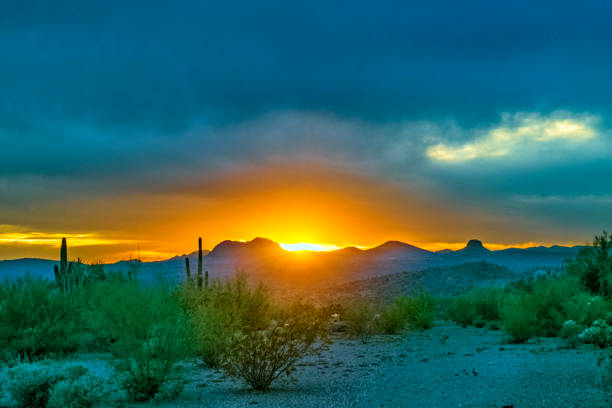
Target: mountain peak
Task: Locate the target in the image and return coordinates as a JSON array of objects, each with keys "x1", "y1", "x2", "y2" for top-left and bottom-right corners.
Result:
[
  {"x1": 208, "y1": 237, "x2": 282, "y2": 258},
  {"x1": 368, "y1": 240, "x2": 430, "y2": 256}
]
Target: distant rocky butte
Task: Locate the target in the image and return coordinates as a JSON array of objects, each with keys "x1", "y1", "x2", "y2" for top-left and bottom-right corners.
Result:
[{"x1": 457, "y1": 239, "x2": 490, "y2": 253}]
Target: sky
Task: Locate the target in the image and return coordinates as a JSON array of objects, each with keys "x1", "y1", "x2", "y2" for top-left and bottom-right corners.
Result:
[{"x1": 1, "y1": 0, "x2": 611, "y2": 261}]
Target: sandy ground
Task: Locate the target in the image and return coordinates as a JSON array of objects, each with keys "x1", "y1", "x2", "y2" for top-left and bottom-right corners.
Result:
[{"x1": 1, "y1": 322, "x2": 609, "y2": 408}]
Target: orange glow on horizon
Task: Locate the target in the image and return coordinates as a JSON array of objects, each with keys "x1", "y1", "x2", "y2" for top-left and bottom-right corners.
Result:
[{"x1": 0, "y1": 161, "x2": 592, "y2": 263}]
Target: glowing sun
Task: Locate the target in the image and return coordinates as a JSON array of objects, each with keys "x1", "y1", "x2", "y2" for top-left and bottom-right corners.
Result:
[{"x1": 279, "y1": 242, "x2": 340, "y2": 252}]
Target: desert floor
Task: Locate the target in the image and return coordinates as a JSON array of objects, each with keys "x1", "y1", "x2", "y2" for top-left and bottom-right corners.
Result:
[{"x1": 2, "y1": 322, "x2": 609, "y2": 408}]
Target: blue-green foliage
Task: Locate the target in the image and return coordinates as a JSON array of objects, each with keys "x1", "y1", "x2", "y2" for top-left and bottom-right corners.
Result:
[{"x1": 0, "y1": 277, "x2": 82, "y2": 361}]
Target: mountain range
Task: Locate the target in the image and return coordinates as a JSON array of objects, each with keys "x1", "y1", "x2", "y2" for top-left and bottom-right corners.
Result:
[{"x1": 0, "y1": 238, "x2": 583, "y2": 290}]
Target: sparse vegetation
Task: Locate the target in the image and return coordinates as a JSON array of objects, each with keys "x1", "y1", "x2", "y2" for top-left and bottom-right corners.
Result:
[
  {"x1": 444, "y1": 232, "x2": 612, "y2": 343},
  {"x1": 87, "y1": 281, "x2": 191, "y2": 401},
  {"x1": 4, "y1": 363, "x2": 61, "y2": 408},
  {"x1": 377, "y1": 293, "x2": 436, "y2": 334},
  {"x1": 222, "y1": 302, "x2": 330, "y2": 390},
  {"x1": 4, "y1": 232, "x2": 612, "y2": 405},
  {"x1": 343, "y1": 298, "x2": 376, "y2": 342},
  {"x1": 3, "y1": 363, "x2": 105, "y2": 408},
  {"x1": 185, "y1": 275, "x2": 271, "y2": 368},
  {"x1": 0, "y1": 277, "x2": 82, "y2": 361},
  {"x1": 343, "y1": 293, "x2": 436, "y2": 340},
  {"x1": 446, "y1": 286, "x2": 503, "y2": 328}
]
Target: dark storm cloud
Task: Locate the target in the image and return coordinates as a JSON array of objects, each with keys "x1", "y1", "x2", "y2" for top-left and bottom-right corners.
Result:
[
  {"x1": 1, "y1": 0, "x2": 611, "y2": 243},
  {"x1": 2, "y1": 0, "x2": 612, "y2": 130}
]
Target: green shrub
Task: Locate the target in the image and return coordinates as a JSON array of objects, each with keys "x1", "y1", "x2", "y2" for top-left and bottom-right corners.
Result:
[
  {"x1": 3, "y1": 363, "x2": 101, "y2": 408},
  {"x1": 528, "y1": 274, "x2": 579, "y2": 336},
  {"x1": 0, "y1": 277, "x2": 82, "y2": 361},
  {"x1": 578, "y1": 319, "x2": 612, "y2": 349},
  {"x1": 378, "y1": 293, "x2": 436, "y2": 333},
  {"x1": 500, "y1": 291, "x2": 538, "y2": 343},
  {"x1": 568, "y1": 232, "x2": 612, "y2": 296},
  {"x1": 188, "y1": 275, "x2": 270, "y2": 368},
  {"x1": 406, "y1": 293, "x2": 436, "y2": 329},
  {"x1": 222, "y1": 302, "x2": 330, "y2": 390},
  {"x1": 87, "y1": 281, "x2": 190, "y2": 401},
  {"x1": 48, "y1": 377, "x2": 103, "y2": 408},
  {"x1": 560, "y1": 320, "x2": 582, "y2": 348},
  {"x1": 4, "y1": 363, "x2": 60, "y2": 407},
  {"x1": 562, "y1": 292, "x2": 609, "y2": 327},
  {"x1": 343, "y1": 298, "x2": 376, "y2": 342},
  {"x1": 377, "y1": 300, "x2": 409, "y2": 334},
  {"x1": 446, "y1": 287, "x2": 503, "y2": 328},
  {"x1": 47, "y1": 367, "x2": 105, "y2": 408}
]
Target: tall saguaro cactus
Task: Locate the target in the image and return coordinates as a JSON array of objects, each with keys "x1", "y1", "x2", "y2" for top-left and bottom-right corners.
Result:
[
  {"x1": 54, "y1": 238, "x2": 74, "y2": 292},
  {"x1": 197, "y1": 237, "x2": 203, "y2": 289},
  {"x1": 185, "y1": 237, "x2": 208, "y2": 289},
  {"x1": 54, "y1": 238, "x2": 89, "y2": 293},
  {"x1": 60, "y1": 237, "x2": 68, "y2": 278}
]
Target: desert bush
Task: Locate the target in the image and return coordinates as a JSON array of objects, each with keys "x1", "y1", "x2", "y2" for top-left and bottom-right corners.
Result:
[
  {"x1": 47, "y1": 376, "x2": 104, "y2": 408},
  {"x1": 4, "y1": 363, "x2": 60, "y2": 407},
  {"x1": 562, "y1": 293, "x2": 609, "y2": 327},
  {"x1": 528, "y1": 274, "x2": 579, "y2": 336},
  {"x1": 405, "y1": 292, "x2": 436, "y2": 329},
  {"x1": 377, "y1": 299, "x2": 408, "y2": 334},
  {"x1": 446, "y1": 286, "x2": 503, "y2": 328},
  {"x1": 3, "y1": 363, "x2": 103, "y2": 408},
  {"x1": 568, "y1": 232, "x2": 612, "y2": 296},
  {"x1": 343, "y1": 298, "x2": 376, "y2": 342},
  {"x1": 0, "y1": 277, "x2": 82, "y2": 361},
  {"x1": 578, "y1": 319, "x2": 612, "y2": 349},
  {"x1": 377, "y1": 293, "x2": 436, "y2": 334},
  {"x1": 560, "y1": 320, "x2": 582, "y2": 348},
  {"x1": 222, "y1": 302, "x2": 330, "y2": 390},
  {"x1": 188, "y1": 275, "x2": 270, "y2": 368},
  {"x1": 500, "y1": 291, "x2": 539, "y2": 343},
  {"x1": 47, "y1": 366, "x2": 105, "y2": 408},
  {"x1": 87, "y1": 281, "x2": 190, "y2": 401}
]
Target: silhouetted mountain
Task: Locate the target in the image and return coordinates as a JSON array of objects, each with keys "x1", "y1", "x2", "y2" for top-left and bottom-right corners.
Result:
[
  {"x1": 208, "y1": 237, "x2": 283, "y2": 259},
  {"x1": 0, "y1": 238, "x2": 585, "y2": 289},
  {"x1": 366, "y1": 241, "x2": 432, "y2": 258},
  {"x1": 0, "y1": 258, "x2": 56, "y2": 281},
  {"x1": 330, "y1": 246, "x2": 363, "y2": 256}
]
